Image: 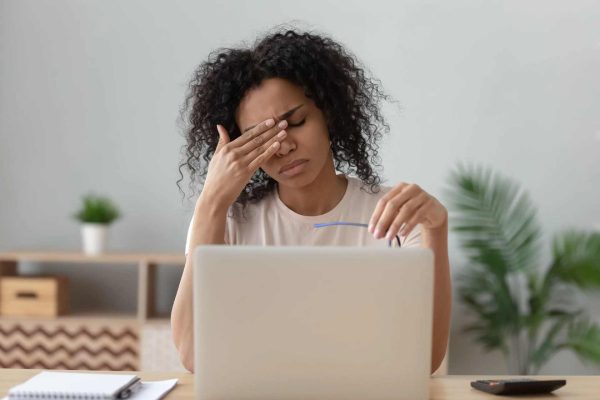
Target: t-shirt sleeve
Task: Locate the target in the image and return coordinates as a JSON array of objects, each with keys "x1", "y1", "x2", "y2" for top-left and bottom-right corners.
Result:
[
  {"x1": 184, "y1": 213, "x2": 231, "y2": 256},
  {"x1": 184, "y1": 215, "x2": 194, "y2": 256}
]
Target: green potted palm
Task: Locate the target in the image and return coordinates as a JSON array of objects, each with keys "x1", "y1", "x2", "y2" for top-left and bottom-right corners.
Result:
[
  {"x1": 73, "y1": 193, "x2": 121, "y2": 255},
  {"x1": 446, "y1": 163, "x2": 600, "y2": 374}
]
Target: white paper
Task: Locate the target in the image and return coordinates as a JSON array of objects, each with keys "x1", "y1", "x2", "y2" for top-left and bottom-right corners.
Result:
[{"x1": 128, "y1": 379, "x2": 178, "y2": 400}]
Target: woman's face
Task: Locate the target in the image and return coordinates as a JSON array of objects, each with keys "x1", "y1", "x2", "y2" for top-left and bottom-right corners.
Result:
[{"x1": 235, "y1": 78, "x2": 333, "y2": 188}]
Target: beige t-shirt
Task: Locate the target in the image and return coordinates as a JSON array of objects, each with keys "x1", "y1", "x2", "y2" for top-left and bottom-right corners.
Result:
[{"x1": 185, "y1": 175, "x2": 421, "y2": 255}]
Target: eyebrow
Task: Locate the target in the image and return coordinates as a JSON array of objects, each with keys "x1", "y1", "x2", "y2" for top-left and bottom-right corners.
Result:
[{"x1": 242, "y1": 104, "x2": 304, "y2": 133}]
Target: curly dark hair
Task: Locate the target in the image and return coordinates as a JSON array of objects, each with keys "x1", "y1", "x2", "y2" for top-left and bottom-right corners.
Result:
[{"x1": 177, "y1": 28, "x2": 391, "y2": 212}]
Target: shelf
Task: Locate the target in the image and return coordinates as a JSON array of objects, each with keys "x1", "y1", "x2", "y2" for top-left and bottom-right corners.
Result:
[
  {"x1": 0, "y1": 251, "x2": 185, "y2": 265},
  {"x1": 144, "y1": 317, "x2": 171, "y2": 325},
  {"x1": 0, "y1": 251, "x2": 182, "y2": 371},
  {"x1": 0, "y1": 251, "x2": 186, "y2": 322},
  {"x1": 0, "y1": 312, "x2": 141, "y2": 324}
]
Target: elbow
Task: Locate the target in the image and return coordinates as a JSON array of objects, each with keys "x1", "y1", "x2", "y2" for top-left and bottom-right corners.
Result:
[
  {"x1": 430, "y1": 344, "x2": 447, "y2": 375},
  {"x1": 180, "y1": 351, "x2": 195, "y2": 373},
  {"x1": 430, "y1": 354, "x2": 443, "y2": 375},
  {"x1": 173, "y1": 332, "x2": 195, "y2": 373},
  {"x1": 171, "y1": 316, "x2": 195, "y2": 373}
]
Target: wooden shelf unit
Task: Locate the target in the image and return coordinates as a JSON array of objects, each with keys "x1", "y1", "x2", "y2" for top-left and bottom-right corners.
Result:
[
  {"x1": 0, "y1": 251, "x2": 185, "y2": 322},
  {"x1": 0, "y1": 251, "x2": 185, "y2": 371}
]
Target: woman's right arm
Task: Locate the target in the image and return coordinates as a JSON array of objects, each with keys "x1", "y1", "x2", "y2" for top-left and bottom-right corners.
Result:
[
  {"x1": 170, "y1": 192, "x2": 228, "y2": 372},
  {"x1": 171, "y1": 118, "x2": 289, "y2": 372}
]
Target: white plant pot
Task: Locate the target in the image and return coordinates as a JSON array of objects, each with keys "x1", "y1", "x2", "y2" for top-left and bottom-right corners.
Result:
[{"x1": 81, "y1": 223, "x2": 109, "y2": 255}]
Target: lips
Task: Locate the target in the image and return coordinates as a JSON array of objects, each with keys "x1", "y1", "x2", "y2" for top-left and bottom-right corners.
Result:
[{"x1": 279, "y1": 159, "x2": 308, "y2": 173}]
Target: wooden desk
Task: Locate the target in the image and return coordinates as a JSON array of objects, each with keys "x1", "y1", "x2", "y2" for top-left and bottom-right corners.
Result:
[{"x1": 0, "y1": 369, "x2": 597, "y2": 399}]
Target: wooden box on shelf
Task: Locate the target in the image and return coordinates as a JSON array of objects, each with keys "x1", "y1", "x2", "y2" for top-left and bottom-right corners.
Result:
[{"x1": 0, "y1": 275, "x2": 69, "y2": 317}]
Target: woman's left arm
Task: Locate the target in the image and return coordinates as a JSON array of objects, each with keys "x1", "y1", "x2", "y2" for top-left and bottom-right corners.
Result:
[{"x1": 368, "y1": 183, "x2": 451, "y2": 374}]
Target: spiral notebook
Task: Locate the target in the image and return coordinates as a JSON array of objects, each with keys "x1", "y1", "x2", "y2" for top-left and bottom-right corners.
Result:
[{"x1": 6, "y1": 371, "x2": 178, "y2": 400}]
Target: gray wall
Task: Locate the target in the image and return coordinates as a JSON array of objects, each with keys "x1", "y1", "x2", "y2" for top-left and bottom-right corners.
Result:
[{"x1": 1, "y1": 0, "x2": 599, "y2": 374}]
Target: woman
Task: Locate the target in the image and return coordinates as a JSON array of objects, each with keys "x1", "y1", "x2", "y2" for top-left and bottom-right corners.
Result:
[{"x1": 172, "y1": 29, "x2": 451, "y2": 374}]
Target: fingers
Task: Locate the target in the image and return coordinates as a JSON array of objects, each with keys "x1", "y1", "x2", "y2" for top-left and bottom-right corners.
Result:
[
  {"x1": 369, "y1": 183, "x2": 421, "y2": 235},
  {"x1": 234, "y1": 118, "x2": 275, "y2": 148},
  {"x1": 399, "y1": 205, "x2": 428, "y2": 240},
  {"x1": 238, "y1": 119, "x2": 288, "y2": 155},
  {"x1": 213, "y1": 117, "x2": 289, "y2": 176},
  {"x1": 369, "y1": 184, "x2": 428, "y2": 240},
  {"x1": 242, "y1": 127, "x2": 288, "y2": 166},
  {"x1": 368, "y1": 184, "x2": 406, "y2": 233},
  {"x1": 215, "y1": 124, "x2": 230, "y2": 153},
  {"x1": 385, "y1": 194, "x2": 429, "y2": 241},
  {"x1": 247, "y1": 141, "x2": 281, "y2": 171},
  {"x1": 375, "y1": 192, "x2": 426, "y2": 240}
]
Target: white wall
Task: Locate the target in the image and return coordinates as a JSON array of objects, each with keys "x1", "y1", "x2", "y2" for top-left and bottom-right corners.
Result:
[{"x1": 1, "y1": 0, "x2": 599, "y2": 374}]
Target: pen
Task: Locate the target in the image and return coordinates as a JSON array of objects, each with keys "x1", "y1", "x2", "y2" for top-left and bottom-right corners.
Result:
[{"x1": 117, "y1": 379, "x2": 143, "y2": 399}]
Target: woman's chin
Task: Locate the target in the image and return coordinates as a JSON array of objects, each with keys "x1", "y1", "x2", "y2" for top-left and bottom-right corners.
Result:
[{"x1": 275, "y1": 170, "x2": 317, "y2": 188}]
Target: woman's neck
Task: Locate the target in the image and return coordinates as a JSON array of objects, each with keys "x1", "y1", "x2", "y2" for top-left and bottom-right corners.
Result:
[{"x1": 277, "y1": 171, "x2": 348, "y2": 216}]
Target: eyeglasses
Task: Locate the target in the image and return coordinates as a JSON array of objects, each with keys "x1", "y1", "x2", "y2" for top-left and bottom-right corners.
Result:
[{"x1": 313, "y1": 222, "x2": 402, "y2": 248}]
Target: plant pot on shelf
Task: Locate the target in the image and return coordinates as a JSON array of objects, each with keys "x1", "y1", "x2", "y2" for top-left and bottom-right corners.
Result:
[
  {"x1": 81, "y1": 223, "x2": 109, "y2": 255},
  {"x1": 74, "y1": 193, "x2": 121, "y2": 256}
]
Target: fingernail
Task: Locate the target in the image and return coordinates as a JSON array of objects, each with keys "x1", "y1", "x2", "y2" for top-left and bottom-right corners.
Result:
[
  {"x1": 373, "y1": 229, "x2": 380, "y2": 238},
  {"x1": 277, "y1": 130, "x2": 287, "y2": 138},
  {"x1": 278, "y1": 120, "x2": 287, "y2": 129},
  {"x1": 368, "y1": 224, "x2": 373, "y2": 233},
  {"x1": 265, "y1": 119, "x2": 274, "y2": 127}
]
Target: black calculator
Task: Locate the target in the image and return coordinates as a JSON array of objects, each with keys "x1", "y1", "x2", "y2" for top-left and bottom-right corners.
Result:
[{"x1": 470, "y1": 378, "x2": 566, "y2": 395}]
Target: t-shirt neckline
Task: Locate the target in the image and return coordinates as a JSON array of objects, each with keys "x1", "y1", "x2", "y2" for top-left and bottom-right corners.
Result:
[{"x1": 274, "y1": 174, "x2": 355, "y2": 223}]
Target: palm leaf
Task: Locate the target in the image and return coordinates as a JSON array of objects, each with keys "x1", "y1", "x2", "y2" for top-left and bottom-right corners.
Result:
[
  {"x1": 564, "y1": 319, "x2": 600, "y2": 364},
  {"x1": 548, "y1": 231, "x2": 600, "y2": 289},
  {"x1": 529, "y1": 311, "x2": 583, "y2": 373},
  {"x1": 457, "y1": 266, "x2": 516, "y2": 354},
  {"x1": 446, "y1": 163, "x2": 542, "y2": 274}
]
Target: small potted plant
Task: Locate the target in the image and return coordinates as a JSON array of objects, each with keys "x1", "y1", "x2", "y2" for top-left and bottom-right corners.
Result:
[{"x1": 73, "y1": 193, "x2": 121, "y2": 255}]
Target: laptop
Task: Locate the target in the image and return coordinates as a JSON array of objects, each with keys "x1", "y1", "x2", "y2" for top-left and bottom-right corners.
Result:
[{"x1": 193, "y1": 246, "x2": 434, "y2": 400}]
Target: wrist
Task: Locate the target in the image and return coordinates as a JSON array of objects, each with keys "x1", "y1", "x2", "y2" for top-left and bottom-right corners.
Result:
[
  {"x1": 423, "y1": 216, "x2": 448, "y2": 241},
  {"x1": 196, "y1": 192, "x2": 229, "y2": 218},
  {"x1": 429, "y1": 215, "x2": 448, "y2": 232}
]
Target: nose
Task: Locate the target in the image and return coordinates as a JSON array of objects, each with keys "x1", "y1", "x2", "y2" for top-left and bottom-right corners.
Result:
[{"x1": 275, "y1": 135, "x2": 295, "y2": 157}]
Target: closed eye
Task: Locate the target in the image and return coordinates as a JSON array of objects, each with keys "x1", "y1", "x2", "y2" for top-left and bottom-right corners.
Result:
[{"x1": 288, "y1": 118, "x2": 306, "y2": 128}]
